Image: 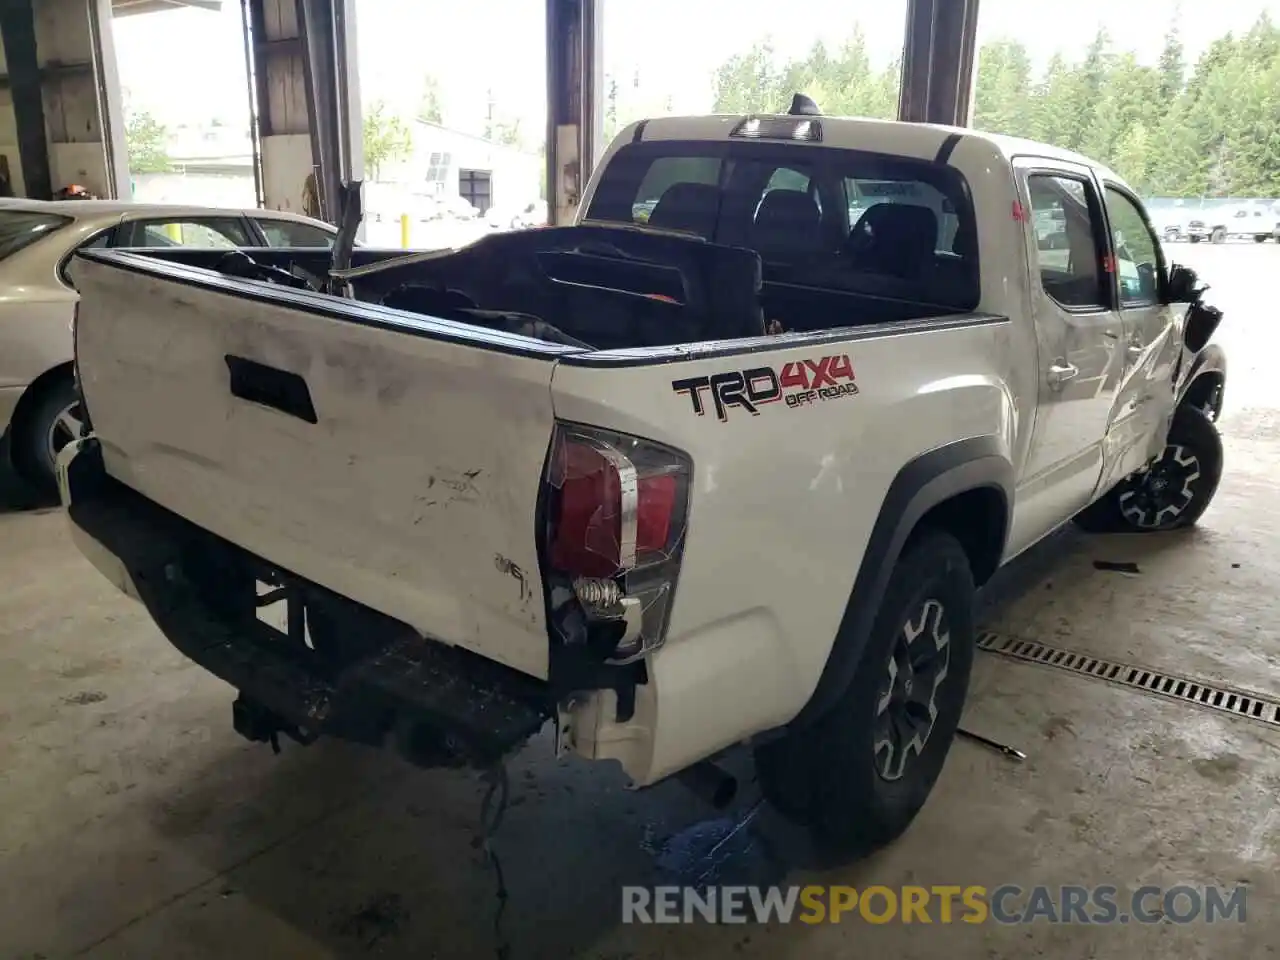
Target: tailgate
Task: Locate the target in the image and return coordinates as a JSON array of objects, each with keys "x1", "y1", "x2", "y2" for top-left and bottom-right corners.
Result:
[{"x1": 70, "y1": 251, "x2": 575, "y2": 679}]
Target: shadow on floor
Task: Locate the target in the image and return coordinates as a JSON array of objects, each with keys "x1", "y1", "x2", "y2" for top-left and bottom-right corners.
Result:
[
  {"x1": 0, "y1": 437, "x2": 57, "y2": 514},
  {"x1": 48, "y1": 727, "x2": 829, "y2": 959}
]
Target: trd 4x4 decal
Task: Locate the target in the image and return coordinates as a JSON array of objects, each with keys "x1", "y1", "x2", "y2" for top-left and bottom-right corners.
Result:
[{"x1": 672, "y1": 354, "x2": 858, "y2": 422}]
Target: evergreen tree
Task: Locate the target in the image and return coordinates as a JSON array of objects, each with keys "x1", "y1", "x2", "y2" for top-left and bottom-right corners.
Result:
[{"x1": 708, "y1": 16, "x2": 1280, "y2": 198}]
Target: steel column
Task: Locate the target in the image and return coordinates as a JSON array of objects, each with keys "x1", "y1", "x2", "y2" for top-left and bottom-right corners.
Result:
[
  {"x1": 87, "y1": 0, "x2": 129, "y2": 198},
  {"x1": 545, "y1": 0, "x2": 601, "y2": 225},
  {"x1": 0, "y1": 0, "x2": 53, "y2": 199},
  {"x1": 897, "y1": 0, "x2": 980, "y2": 127},
  {"x1": 243, "y1": 0, "x2": 361, "y2": 221}
]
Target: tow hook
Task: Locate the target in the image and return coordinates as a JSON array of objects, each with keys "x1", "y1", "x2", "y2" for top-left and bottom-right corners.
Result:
[{"x1": 231, "y1": 694, "x2": 317, "y2": 754}]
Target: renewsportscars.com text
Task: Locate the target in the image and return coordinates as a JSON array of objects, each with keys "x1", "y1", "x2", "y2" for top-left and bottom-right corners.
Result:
[{"x1": 621, "y1": 884, "x2": 1247, "y2": 925}]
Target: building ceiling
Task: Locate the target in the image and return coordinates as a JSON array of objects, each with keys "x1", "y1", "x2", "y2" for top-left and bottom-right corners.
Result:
[{"x1": 111, "y1": 0, "x2": 221, "y2": 18}]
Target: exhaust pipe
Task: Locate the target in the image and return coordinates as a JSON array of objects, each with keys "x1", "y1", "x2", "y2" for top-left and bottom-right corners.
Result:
[{"x1": 676, "y1": 760, "x2": 738, "y2": 809}]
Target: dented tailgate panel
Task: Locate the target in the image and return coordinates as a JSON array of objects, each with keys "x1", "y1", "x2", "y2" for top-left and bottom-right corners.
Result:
[{"x1": 71, "y1": 254, "x2": 561, "y2": 679}]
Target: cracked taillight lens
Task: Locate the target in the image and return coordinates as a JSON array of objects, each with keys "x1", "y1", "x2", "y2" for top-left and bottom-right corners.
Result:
[{"x1": 543, "y1": 423, "x2": 691, "y2": 662}]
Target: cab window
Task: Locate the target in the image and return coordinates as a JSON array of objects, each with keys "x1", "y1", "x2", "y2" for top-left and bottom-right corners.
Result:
[
  {"x1": 585, "y1": 140, "x2": 979, "y2": 313},
  {"x1": 1103, "y1": 187, "x2": 1161, "y2": 306},
  {"x1": 1025, "y1": 174, "x2": 1108, "y2": 311}
]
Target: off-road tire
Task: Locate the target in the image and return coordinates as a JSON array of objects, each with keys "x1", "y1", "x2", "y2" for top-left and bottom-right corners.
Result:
[
  {"x1": 754, "y1": 530, "x2": 976, "y2": 863},
  {"x1": 1074, "y1": 404, "x2": 1223, "y2": 533}
]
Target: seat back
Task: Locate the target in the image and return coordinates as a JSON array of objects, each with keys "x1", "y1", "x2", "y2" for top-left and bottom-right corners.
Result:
[
  {"x1": 751, "y1": 189, "x2": 823, "y2": 259},
  {"x1": 848, "y1": 203, "x2": 939, "y2": 278}
]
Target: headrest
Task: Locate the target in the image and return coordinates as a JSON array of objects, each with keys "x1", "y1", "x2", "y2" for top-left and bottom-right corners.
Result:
[
  {"x1": 849, "y1": 203, "x2": 939, "y2": 276},
  {"x1": 648, "y1": 182, "x2": 720, "y2": 235},
  {"x1": 752, "y1": 189, "x2": 822, "y2": 257}
]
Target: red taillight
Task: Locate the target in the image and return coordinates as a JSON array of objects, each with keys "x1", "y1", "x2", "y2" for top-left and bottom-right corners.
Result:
[
  {"x1": 637, "y1": 474, "x2": 676, "y2": 550},
  {"x1": 543, "y1": 424, "x2": 691, "y2": 662},
  {"x1": 547, "y1": 430, "x2": 684, "y2": 578},
  {"x1": 549, "y1": 440, "x2": 622, "y2": 577}
]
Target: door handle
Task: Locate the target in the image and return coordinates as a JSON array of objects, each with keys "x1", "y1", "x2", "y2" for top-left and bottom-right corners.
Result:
[{"x1": 1048, "y1": 361, "x2": 1079, "y2": 389}]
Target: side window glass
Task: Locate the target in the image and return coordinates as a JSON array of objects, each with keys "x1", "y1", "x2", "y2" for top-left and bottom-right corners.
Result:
[
  {"x1": 132, "y1": 219, "x2": 251, "y2": 249},
  {"x1": 1103, "y1": 187, "x2": 1160, "y2": 306},
  {"x1": 1026, "y1": 174, "x2": 1106, "y2": 310},
  {"x1": 257, "y1": 219, "x2": 335, "y2": 248}
]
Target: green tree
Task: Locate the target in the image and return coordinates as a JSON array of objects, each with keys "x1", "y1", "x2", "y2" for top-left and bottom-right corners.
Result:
[
  {"x1": 711, "y1": 40, "x2": 787, "y2": 113},
  {"x1": 125, "y1": 110, "x2": 172, "y2": 174},
  {"x1": 711, "y1": 14, "x2": 1280, "y2": 199},
  {"x1": 603, "y1": 76, "x2": 620, "y2": 143},
  {"x1": 418, "y1": 75, "x2": 444, "y2": 124},
  {"x1": 362, "y1": 100, "x2": 412, "y2": 180},
  {"x1": 1157, "y1": 21, "x2": 1185, "y2": 102},
  {"x1": 488, "y1": 118, "x2": 524, "y2": 148},
  {"x1": 972, "y1": 40, "x2": 1034, "y2": 135}
]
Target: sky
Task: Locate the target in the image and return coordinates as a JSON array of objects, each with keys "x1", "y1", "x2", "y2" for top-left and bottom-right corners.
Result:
[{"x1": 113, "y1": 0, "x2": 1280, "y2": 136}]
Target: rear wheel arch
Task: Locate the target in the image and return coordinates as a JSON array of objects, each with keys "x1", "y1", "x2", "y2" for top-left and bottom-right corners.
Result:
[
  {"x1": 788, "y1": 437, "x2": 1012, "y2": 730},
  {"x1": 11, "y1": 361, "x2": 74, "y2": 417},
  {"x1": 7, "y1": 361, "x2": 75, "y2": 460}
]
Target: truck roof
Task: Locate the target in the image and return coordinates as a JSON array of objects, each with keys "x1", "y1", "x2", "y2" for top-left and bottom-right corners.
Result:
[{"x1": 624, "y1": 114, "x2": 1124, "y2": 185}]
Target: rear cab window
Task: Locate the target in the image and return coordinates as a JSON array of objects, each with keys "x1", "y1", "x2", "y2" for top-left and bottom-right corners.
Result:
[
  {"x1": 0, "y1": 211, "x2": 72, "y2": 262},
  {"x1": 585, "y1": 138, "x2": 980, "y2": 328}
]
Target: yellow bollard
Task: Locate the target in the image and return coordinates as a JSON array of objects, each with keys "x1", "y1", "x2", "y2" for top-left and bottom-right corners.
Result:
[
  {"x1": 164, "y1": 222, "x2": 183, "y2": 244},
  {"x1": 400, "y1": 213, "x2": 410, "y2": 249}
]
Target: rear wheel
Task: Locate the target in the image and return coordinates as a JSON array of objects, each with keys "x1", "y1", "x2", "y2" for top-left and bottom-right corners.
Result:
[
  {"x1": 1074, "y1": 405, "x2": 1223, "y2": 533},
  {"x1": 1255, "y1": 234, "x2": 1269, "y2": 243},
  {"x1": 11, "y1": 376, "x2": 82, "y2": 495},
  {"x1": 1189, "y1": 235, "x2": 1202, "y2": 244},
  {"x1": 1211, "y1": 227, "x2": 1227, "y2": 243},
  {"x1": 754, "y1": 530, "x2": 975, "y2": 863}
]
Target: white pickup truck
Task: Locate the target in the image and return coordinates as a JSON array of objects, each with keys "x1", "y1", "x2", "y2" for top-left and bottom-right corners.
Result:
[{"x1": 57, "y1": 107, "x2": 1226, "y2": 862}]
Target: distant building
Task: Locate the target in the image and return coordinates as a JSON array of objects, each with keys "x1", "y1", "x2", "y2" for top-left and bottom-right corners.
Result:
[
  {"x1": 378, "y1": 119, "x2": 542, "y2": 215},
  {"x1": 129, "y1": 123, "x2": 257, "y2": 208}
]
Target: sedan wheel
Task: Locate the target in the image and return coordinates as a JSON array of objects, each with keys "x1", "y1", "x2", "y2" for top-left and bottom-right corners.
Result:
[
  {"x1": 12, "y1": 376, "x2": 81, "y2": 494},
  {"x1": 46, "y1": 400, "x2": 84, "y2": 467}
]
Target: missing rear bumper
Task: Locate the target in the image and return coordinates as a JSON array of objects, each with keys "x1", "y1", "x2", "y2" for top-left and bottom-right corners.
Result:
[{"x1": 60, "y1": 438, "x2": 551, "y2": 769}]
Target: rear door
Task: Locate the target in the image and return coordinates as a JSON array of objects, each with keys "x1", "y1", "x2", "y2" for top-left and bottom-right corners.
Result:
[
  {"x1": 1099, "y1": 183, "x2": 1179, "y2": 486},
  {"x1": 71, "y1": 251, "x2": 571, "y2": 679},
  {"x1": 1013, "y1": 161, "x2": 1123, "y2": 533}
]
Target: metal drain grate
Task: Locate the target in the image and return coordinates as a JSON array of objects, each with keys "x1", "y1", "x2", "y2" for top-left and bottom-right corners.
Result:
[{"x1": 976, "y1": 631, "x2": 1280, "y2": 729}]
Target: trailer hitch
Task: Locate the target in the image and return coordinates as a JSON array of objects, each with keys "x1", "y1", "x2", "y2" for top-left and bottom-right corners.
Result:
[{"x1": 231, "y1": 694, "x2": 319, "y2": 754}]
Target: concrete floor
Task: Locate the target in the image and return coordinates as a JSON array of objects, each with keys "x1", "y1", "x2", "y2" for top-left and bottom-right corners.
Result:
[{"x1": 2, "y1": 244, "x2": 1278, "y2": 959}]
